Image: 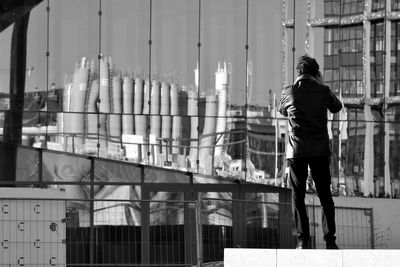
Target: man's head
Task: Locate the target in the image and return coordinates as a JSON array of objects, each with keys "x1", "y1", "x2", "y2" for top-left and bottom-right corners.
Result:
[{"x1": 296, "y1": 55, "x2": 319, "y2": 78}]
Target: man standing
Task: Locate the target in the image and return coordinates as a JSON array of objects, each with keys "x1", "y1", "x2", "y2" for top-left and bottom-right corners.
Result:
[{"x1": 279, "y1": 55, "x2": 342, "y2": 249}]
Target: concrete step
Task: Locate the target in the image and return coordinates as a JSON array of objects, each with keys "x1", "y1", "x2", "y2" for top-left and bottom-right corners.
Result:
[{"x1": 224, "y1": 249, "x2": 400, "y2": 267}]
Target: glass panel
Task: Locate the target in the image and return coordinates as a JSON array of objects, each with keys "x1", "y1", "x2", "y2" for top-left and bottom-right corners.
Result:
[
  {"x1": 42, "y1": 150, "x2": 91, "y2": 198},
  {"x1": 93, "y1": 158, "x2": 141, "y2": 183},
  {"x1": 15, "y1": 146, "x2": 40, "y2": 182},
  {"x1": 193, "y1": 173, "x2": 235, "y2": 184},
  {"x1": 245, "y1": 193, "x2": 279, "y2": 248},
  {"x1": 199, "y1": 0, "x2": 246, "y2": 177},
  {"x1": 200, "y1": 191, "x2": 232, "y2": 262},
  {"x1": 200, "y1": 191, "x2": 232, "y2": 224},
  {"x1": 50, "y1": 0, "x2": 99, "y2": 155},
  {"x1": 248, "y1": 0, "x2": 284, "y2": 184},
  {"x1": 144, "y1": 167, "x2": 190, "y2": 183},
  {"x1": 101, "y1": 0, "x2": 150, "y2": 163},
  {"x1": 149, "y1": 191, "x2": 185, "y2": 264},
  {"x1": 340, "y1": 108, "x2": 365, "y2": 194},
  {"x1": 0, "y1": 26, "x2": 12, "y2": 134},
  {"x1": 388, "y1": 107, "x2": 400, "y2": 198},
  {"x1": 372, "y1": 109, "x2": 384, "y2": 197},
  {"x1": 23, "y1": 1, "x2": 48, "y2": 140},
  {"x1": 149, "y1": 0, "x2": 198, "y2": 172},
  {"x1": 66, "y1": 197, "x2": 142, "y2": 265}
]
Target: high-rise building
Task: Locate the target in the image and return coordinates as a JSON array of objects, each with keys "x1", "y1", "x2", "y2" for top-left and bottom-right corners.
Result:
[{"x1": 282, "y1": 0, "x2": 400, "y2": 198}]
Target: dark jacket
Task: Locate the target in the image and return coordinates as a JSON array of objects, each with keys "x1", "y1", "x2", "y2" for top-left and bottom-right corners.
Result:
[{"x1": 278, "y1": 74, "x2": 342, "y2": 159}]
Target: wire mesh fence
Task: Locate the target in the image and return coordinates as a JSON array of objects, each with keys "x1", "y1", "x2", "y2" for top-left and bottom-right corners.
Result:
[
  {"x1": 0, "y1": 194, "x2": 374, "y2": 266},
  {"x1": 307, "y1": 204, "x2": 374, "y2": 249},
  {"x1": 200, "y1": 196, "x2": 294, "y2": 264}
]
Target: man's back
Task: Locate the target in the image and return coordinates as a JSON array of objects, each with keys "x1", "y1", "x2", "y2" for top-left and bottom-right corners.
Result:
[{"x1": 279, "y1": 74, "x2": 342, "y2": 158}]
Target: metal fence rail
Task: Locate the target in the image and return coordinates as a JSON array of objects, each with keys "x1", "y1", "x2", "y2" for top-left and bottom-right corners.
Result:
[
  {"x1": 307, "y1": 204, "x2": 374, "y2": 249},
  {"x1": 0, "y1": 196, "x2": 374, "y2": 266}
]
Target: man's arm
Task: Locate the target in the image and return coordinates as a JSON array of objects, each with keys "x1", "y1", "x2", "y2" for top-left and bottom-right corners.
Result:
[
  {"x1": 327, "y1": 90, "x2": 342, "y2": 113},
  {"x1": 278, "y1": 88, "x2": 289, "y2": 117}
]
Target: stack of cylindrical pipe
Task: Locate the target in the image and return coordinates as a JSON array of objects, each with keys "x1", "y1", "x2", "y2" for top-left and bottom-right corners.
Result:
[{"x1": 61, "y1": 57, "x2": 232, "y2": 175}]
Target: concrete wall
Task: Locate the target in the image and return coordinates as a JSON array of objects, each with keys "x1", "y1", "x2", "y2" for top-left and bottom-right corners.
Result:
[{"x1": 306, "y1": 195, "x2": 400, "y2": 249}]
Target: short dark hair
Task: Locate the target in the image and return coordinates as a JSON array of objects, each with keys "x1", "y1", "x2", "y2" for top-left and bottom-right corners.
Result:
[{"x1": 296, "y1": 55, "x2": 319, "y2": 77}]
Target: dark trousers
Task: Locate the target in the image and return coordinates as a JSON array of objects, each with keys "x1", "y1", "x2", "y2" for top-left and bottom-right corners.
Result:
[{"x1": 287, "y1": 157, "x2": 336, "y2": 243}]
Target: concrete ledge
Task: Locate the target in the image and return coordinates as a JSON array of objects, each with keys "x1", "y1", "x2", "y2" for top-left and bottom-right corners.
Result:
[{"x1": 224, "y1": 249, "x2": 400, "y2": 267}]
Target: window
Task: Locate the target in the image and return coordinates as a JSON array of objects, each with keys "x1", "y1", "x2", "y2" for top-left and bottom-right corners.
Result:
[
  {"x1": 324, "y1": 27, "x2": 340, "y2": 93},
  {"x1": 324, "y1": 25, "x2": 363, "y2": 97},
  {"x1": 324, "y1": 0, "x2": 341, "y2": 17},
  {"x1": 370, "y1": 21, "x2": 385, "y2": 97},
  {"x1": 392, "y1": 0, "x2": 400, "y2": 11},
  {"x1": 341, "y1": 0, "x2": 364, "y2": 16},
  {"x1": 372, "y1": 0, "x2": 385, "y2": 12},
  {"x1": 390, "y1": 21, "x2": 400, "y2": 96}
]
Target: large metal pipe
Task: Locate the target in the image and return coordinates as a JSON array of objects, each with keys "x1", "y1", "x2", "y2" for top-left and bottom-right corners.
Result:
[
  {"x1": 198, "y1": 94, "x2": 218, "y2": 173},
  {"x1": 214, "y1": 88, "x2": 227, "y2": 156},
  {"x1": 134, "y1": 77, "x2": 143, "y2": 115},
  {"x1": 122, "y1": 76, "x2": 134, "y2": 135},
  {"x1": 86, "y1": 79, "x2": 99, "y2": 137},
  {"x1": 160, "y1": 82, "x2": 171, "y2": 155},
  {"x1": 143, "y1": 79, "x2": 150, "y2": 114},
  {"x1": 135, "y1": 114, "x2": 147, "y2": 163},
  {"x1": 214, "y1": 62, "x2": 229, "y2": 157},
  {"x1": 172, "y1": 115, "x2": 181, "y2": 155},
  {"x1": 170, "y1": 83, "x2": 179, "y2": 116},
  {"x1": 160, "y1": 82, "x2": 170, "y2": 115},
  {"x1": 162, "y1": 115, "x2": 172, "y2": 155},
  {"x1": 99, "y1": 59, "x2": 110, "y2": 145},
  {"x1": 109, "y1": 75, "x2": 122, "y2": 141},
  {"x1": 150, "y1": 80, "x2": 160, "y2": 115},
  {"x1": 188, "y1": 90, "x2": 199, "y2": 157},
  {"x1": 65, "y1": 58, "x2": 89, "y2": 150},
  {"x1": 169, "y1": 83, "x2": 179, "y2": 155},
  {"x1": 150, "y1": 81, "x2": 161, "y2": 151}
]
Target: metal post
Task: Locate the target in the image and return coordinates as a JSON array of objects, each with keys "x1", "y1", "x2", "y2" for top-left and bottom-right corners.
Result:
[
  {"x1": 274, "y1": 93, "x2": 279, "y2": 186},
  {"x1": 196, "y1": 195, "x2": 203, "y2": 267},
  {"x1": 369, "y1": 208, "x2": 375, "y2": 249},
  {"x1": 89, "y1": 156, "x2": 95, "y2": 265},
  {"x1": 38, "y1": 148, "x2": 43, "y2": 188}
]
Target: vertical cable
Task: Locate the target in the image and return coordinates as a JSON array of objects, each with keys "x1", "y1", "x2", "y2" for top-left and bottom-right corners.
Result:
[
  {"x1": 292, "y1": 0, "x2": 296, "y2": 84},
  {"x1": 196, "y1": 0, "x2": 201, "y2": 174},
  {"x1": 97, "y1": 0, "x2": 103, "y2": 158},
  {"x1": 337, "y1": 0, "x2": 343, "y2": 191},
  {"x1": 244, "y1": 0, "x2": 249, "y2": 181},
  {"x1": 45, "y1": 0, "x2": 50, "y2": 149},
  {"x1": 382, "y1": 0, "x2": 389, "y2": 196},
  {"x1": 147, "y1": 0, "x2": 153, "y2": 165}
]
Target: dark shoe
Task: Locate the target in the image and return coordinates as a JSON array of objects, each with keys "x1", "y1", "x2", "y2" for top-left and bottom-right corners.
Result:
[
  {"x1": 296, "y1": 239, "x2": 310, "y2": 249},
  {"x1": 326, "y1": 241, "x2": 339, "y2": 249}
]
